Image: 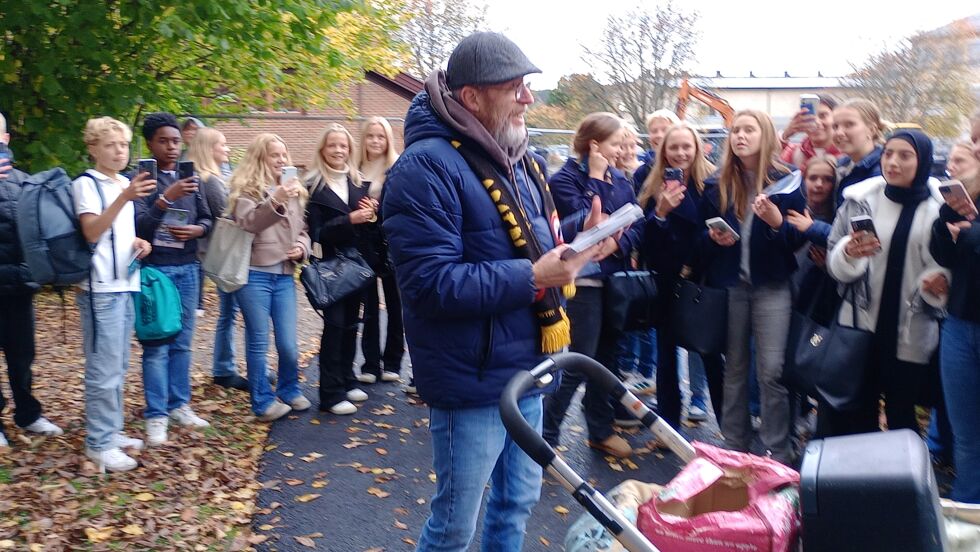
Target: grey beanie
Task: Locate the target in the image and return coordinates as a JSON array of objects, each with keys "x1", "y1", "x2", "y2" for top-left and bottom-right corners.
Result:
[{"x1": 445, "y1": 32, "x2": 541, "y2": 90}]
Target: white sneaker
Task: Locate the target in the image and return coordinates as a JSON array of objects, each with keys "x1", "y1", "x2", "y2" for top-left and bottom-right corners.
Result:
[
  {"x1": 687, "y1": 404, "x2": 708, "y2": 422},
  {"x1": 402, "y1": 381, "x2": 417, "y2": 395},
  {"x1": 145, "y1": 417, "x2": 168, "y2": 446},
  {"x1": 112, "y1": 432, "x2": 145, "y2": 451},
  {"x1": 0, "y1": 433, "x2": 8, "y2": 448},
  {"x1": 328, "y1": 400, "x2": 357, "y2": 415},
  {"x1": 257, "y1": 400, "x2": 291, "y2": 422},
  {"x1": 289, "y1": 395, "x2": 312, "y2": 411},
  {"x1": 380, "y1": 371, "x2": 401, "y2": 382},
  {"x1": 346, "y1": 388, "x2": 368, "y2": 402},
  {"x1": 169, "y1": 405, "x2": 210, "y2": 428},
  {"x1": 355, "y1": 373, "x2": 377, "y2": 384},
  {"x1": 22, "y1": 417, "x2": 64, "y2": 436},
  {"x1": 86, "y1": 447, "x2": 138, "y2": 472}
]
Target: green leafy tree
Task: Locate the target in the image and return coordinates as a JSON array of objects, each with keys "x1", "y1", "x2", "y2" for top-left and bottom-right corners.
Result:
[{"x1": 0, "y1": 0, "x2": 408, "y2": 173}]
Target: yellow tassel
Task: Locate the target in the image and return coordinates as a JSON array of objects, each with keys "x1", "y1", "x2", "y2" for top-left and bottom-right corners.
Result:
[
  {"x1": 483, "y1": 179, "x2": 495, "y2": 187},
  {"x1": 515, "y1": 238, "x2": 527, "y2": 247},
  {"x1": 451, "y1": 140, "x2": 462, "y2": 148},
  {"x1": 563, "y1": 283, "x2": 576, "y2": 300},
  {"x1": 502, "y1": 211, "x2": 517, "y2": 226},
  {"x1": 509, "y1": 227, "x2": 523, "y2": 241},
  {"x1": 497, "y1": 204, "x2": 509, "y2": 213},
  {"x1": 540, "y1": 309, "x2": 571, "y2": 353},
  {"x1": 491, "y1": 190, "x2": 502, "y2": 202}
]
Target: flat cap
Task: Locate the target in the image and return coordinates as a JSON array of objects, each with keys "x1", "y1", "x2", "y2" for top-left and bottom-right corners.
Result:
[{"x1": 445, "y1": 32, "x2": 541, "y2": 90}]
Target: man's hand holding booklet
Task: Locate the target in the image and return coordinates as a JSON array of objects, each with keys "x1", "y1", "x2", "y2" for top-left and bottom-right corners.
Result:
[{"x1": 560, "y1": 203, "x2": 643, "y2": 260}]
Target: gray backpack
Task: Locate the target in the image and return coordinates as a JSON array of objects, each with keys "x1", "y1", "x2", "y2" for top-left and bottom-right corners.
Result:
[{"x1": 16, "y1": 168, "x2": 95, "y2": 285}]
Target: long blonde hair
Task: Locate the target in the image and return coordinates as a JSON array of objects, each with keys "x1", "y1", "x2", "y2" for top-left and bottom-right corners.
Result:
[
  {"x1": 227, "y1": 133, "x2": 306, "y2": 213},
  {"x1": 305, "y1": 123, "x2": 362, "y2": 195},
  {"x1": 357, "y1": 117, "x2": 399, "y2": 173},
  {"x1": 186, "y1": 127, "x2": 224, "y2": 184},
  {"x1": 638, "y1": 124, "x2": 715, "y2": 210},
  {"x1": 718, "y1": 110, "x2": 789, "y2": 220}
]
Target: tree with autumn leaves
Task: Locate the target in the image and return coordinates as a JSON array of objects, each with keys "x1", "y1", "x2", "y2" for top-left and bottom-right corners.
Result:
[{"x1": 0, "y1": 0, "x2": 410, "y2": 174}]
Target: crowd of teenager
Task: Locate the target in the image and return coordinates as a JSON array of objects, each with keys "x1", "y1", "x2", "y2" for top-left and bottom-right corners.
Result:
[{"x1": 0, "y1": 95, "x2": 979, "y2": 508}]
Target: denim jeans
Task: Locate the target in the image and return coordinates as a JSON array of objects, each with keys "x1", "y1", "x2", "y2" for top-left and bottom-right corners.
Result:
[
  {"x1": 212, "y1": 288, "x2": 239, "y2": 378},
  {"x1": 687, "y1": 350, "x2": 708, "y2": 408},
  {"x1": 941, "y1": 315, "x2": 980, "y2": 502},
  {"x1": 417, "y1": 395, "x2": 543, "y2": 552},
  {"x1": 77, "y1": 291, "x2": 134, "y2": 451},
  {"x1": 141, "y1": 262, "x2": 199, "y2": 419},
  {"x1": 615, "y1": 328, "x2": 657, "y2": 378},
  {"x1": 236, "y1": 270, "x2": 302, "y2": 415}
]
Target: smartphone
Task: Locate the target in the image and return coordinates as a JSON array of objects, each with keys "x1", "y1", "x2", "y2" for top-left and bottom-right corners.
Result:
[
  {"x1": 281, "y1": 166, "x2": 298, "y2": 186},
  {"x1": 705, "y1": 217, "x2": 740, "y2": 241},
  {"x1": 137, "y1": 158, "x2": 157, "y2": 180},
  {"x1": 939, "y1": 180, "x2": 979, "y2": 216},
  {"x1": 177, "y1": 160, "x2": 195, "y2": 180},
  {"x1": 664, "y1": 168, "x2": 683, "y2": 186},
  {"x1": 849, "y1": 215, "x2": 882, "y2": 252},
  {"x1": 800, "y1": 94, "x2": 819, "y2": 116}
]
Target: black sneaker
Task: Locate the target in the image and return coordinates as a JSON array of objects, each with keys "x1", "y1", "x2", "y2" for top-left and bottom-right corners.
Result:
[{"x1": 213, "y1": 374, "x2": 250, "y2": 391}]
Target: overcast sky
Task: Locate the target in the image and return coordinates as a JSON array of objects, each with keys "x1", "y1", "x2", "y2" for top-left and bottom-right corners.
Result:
[{"x1": 484, "y1": 0, "x2": 978, "y2": 89}]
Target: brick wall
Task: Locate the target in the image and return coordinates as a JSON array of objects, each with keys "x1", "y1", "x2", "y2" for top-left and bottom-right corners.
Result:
[{"x1": 205, "y1": 78, "x2": 414, "y2": 171}]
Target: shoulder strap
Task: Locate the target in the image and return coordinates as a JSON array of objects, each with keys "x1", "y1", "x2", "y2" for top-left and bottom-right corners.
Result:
[{"x1": 82, "y1": 171, "x2": 119, "y2": 280}]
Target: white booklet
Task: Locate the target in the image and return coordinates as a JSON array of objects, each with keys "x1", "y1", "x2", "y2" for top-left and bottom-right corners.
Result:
[{"x1": 561, "y1": 203, "x2": 643, "y2": 260}]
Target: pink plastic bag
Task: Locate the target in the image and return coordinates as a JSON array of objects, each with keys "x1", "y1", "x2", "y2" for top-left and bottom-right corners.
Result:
[{"x1": 636, "y1": 443, "x2": 801, "y2": 552}]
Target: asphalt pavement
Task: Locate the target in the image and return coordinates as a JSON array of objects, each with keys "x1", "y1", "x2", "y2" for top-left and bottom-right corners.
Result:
[{"x1": 251, "y1": 298, "x2": 724, "y2": 551}]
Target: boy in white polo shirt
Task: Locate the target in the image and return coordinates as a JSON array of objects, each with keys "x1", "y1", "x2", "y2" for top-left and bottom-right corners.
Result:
[{"x1": 72, "y1": 117, "x2": 156, "y2": 472}]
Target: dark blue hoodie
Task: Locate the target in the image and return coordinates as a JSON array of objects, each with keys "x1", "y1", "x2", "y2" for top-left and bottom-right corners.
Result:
[{"x1": 382, "y1": 91, "x2": 560, "y2": 409}]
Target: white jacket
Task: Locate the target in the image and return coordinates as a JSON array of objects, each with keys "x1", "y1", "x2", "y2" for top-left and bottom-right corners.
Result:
[{"x1": 827, "y1": 176, "x2": 949, "y2": 364}]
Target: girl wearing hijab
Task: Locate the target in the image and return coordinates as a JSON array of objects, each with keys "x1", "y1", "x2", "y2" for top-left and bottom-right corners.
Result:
[{"x1": 825, "y1": 129, "x2": 949, "y2": 437}]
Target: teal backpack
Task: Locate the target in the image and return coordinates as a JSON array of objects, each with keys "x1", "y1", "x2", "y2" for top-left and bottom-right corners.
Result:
[{"x1": 134, "y1": 266, "x2": 183, "y2": 343}]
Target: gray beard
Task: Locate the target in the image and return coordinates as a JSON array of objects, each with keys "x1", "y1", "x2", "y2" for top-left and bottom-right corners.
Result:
[{"x1": 490, "y1": 114, "x2": 527, "y2": 151}]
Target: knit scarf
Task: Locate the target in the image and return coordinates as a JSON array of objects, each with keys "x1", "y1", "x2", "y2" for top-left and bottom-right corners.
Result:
[{"x1": 452, "y1": 139, "x2": 574, "y2": 353}]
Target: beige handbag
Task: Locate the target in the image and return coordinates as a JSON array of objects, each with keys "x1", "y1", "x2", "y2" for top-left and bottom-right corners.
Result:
[{"x1": 202, "y1": 217, "x2": 253, "y2": 292}]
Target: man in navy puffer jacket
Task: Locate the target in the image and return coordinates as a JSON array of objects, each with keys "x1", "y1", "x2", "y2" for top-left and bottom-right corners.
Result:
[
  {"x1": 383, "y1": 33, "x2": 611, "y2": 551},
  {"x1": 0, "y1": 125, "x2": 64, "y2": 448}
]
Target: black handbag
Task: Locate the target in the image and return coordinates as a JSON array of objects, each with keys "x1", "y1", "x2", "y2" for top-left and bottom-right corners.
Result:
[
  {"x1": 783, "y1": 285, "x2": 873, "y2": 411},
  {"x1": 603, "y1": 270, "x2": 659, "y2": 332},
  {"x1": 670, "y1": 277, "x2": 728, "y2": 356},
  {"x1": 300, "y1": 248, "x2": 376, "y2": 311}
]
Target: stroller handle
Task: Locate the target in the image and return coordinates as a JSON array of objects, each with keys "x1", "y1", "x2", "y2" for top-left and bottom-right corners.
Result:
[
  {"x1": 501, "y1": 352, "x2": 696, "y2": 469},
  {"x1": 500, "y1": 352, "x2": 624, "y2": 468}
]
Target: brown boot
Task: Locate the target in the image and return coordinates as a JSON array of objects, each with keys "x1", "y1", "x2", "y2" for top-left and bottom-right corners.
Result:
[{"x1": 588, "y1": 434, "x2": 632, "y2": 458}]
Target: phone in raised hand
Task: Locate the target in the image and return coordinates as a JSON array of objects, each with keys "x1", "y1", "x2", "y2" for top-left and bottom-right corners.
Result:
[
  {"x1": 281, "y1": 166, "x2": 298, "y2": 187},
  {"x1": 138, "y1": 158, "x2": 157, "y2": 180},
  {"x1": 850, "y1": 214, "x2": 882, "y2": 252},
  {"x1": 664, "y1": 167, "x2": 683, "y2": 187}
]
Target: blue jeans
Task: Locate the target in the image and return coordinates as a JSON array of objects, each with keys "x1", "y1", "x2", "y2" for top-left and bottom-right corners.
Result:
[
  {"x1": 418, "y1": 395, "x2": 543, "y2": 552},
  {"x1": 141, "y1": 263, "x2": 198, "y2": 419},
  {"x1": 687, "y1": 350, "x2": 708, "y2": 408},
  {"x1": 77, "y1": 291, "x2": 134, "y2": 451},
  {"x1": 212, "y1": 288, "x2": 239, "y2": 378},
  {"x1": 615, "y1": 328, "x2": 657, "y2": 378},
  {"x1": 236, "y1": 270, "x2": 302, "y2": 415},
  {"x1": 941, "y1": 315, "x2": 980, "y2": 502}
]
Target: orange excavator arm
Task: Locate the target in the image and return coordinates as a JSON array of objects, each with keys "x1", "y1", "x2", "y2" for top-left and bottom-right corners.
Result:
[{"x1": 676, "y1": 78, "x2": 735, "y2": 127}]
